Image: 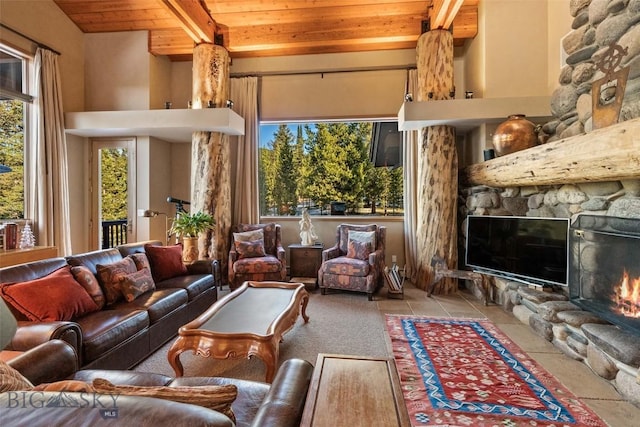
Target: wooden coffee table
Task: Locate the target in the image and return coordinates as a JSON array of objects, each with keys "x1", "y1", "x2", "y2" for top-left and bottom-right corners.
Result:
[
  {"x1": 301, "y1": 354, "x2": 410, "y2": 427},
  {"x1": 167, "y1": 281, "x2": 309, "y2": 382}
]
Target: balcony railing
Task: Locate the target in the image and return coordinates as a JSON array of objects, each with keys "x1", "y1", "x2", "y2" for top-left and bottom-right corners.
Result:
[{"x1": 102, "y1": 219, "x2": 127, "y2": 249}]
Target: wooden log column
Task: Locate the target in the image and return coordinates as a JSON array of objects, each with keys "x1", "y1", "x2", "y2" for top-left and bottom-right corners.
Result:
[
  {"x1": 191, "y1": 43, "x2": 231, "y2": 273},
  {"x1": 415, "y1": 29, "x2": 458, "y2": 293}
]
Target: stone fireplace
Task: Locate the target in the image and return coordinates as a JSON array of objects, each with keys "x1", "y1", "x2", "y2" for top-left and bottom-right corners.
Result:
[
  {"x1": 569, "y1": 215, "x2": 640, "y2": 335},
  {"x1": 456, "y1": 0, "x2": 640, "y2": 409}
]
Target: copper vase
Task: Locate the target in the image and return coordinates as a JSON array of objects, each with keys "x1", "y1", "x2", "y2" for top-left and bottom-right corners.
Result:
[{"x1": 492, "y1": 114, "x2": 538, "y2": 156}]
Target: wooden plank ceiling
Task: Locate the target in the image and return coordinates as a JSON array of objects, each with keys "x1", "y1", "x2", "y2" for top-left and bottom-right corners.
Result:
[{"x1": 54, "y1": 0, "x2": 478, "y2": 61}]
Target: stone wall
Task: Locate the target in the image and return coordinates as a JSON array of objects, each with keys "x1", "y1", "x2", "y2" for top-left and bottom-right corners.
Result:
[
  {"x1": 462, "y1": 180, "x2": 640, "y2": 220},
  {"x1": 543, "y1": 0, "x2": 640, "y2": 141}
]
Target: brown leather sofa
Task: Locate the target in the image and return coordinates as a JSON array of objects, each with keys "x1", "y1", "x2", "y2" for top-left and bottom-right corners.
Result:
[
  {"x1": 0, "y1": 241, "x2": 219, "y2": 370},
  {"x1": 1, "y1": 340, "x2": 314, "y2": 427}
]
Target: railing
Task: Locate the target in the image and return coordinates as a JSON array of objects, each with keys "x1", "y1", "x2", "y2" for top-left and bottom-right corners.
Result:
[{"x1": 102, "y1": 219, "x2": 127, "y2": 249}]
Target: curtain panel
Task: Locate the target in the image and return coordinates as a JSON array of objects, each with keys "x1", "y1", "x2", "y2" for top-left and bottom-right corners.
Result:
[
  {"x1": 402, "y1": 69, "x2": 419, "y2": 283},
  {"x1": 29, "y1": 48, "x2": 72, "y2": 255},
  {"x1": 229, "y1": 76, "x2": 259, "y2": 225}
]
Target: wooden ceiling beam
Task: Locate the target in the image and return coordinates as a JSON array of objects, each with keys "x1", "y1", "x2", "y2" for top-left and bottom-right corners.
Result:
[
  {"x1": 55, "y1": 0, "x2": 478, "y2": 60},
  {"x1": 443, "y1": 0, "x2": 465, "y2": 29},
  {"x1": 160, "y1": 0, "x2": 217, "y2": 43},
  {"x1": 431, "y1": 0, "x2": 467, "y2": 30}
]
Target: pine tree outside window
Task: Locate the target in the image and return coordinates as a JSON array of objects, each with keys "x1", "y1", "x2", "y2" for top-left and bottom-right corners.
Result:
[{"x1": 259, "y1": 122, "x2": 404, "y2": 217}]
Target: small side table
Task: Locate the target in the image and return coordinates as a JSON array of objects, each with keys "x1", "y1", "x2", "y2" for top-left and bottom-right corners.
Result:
[{"x1": 289, "y1": 243, "x2": 323, "y2": 288}]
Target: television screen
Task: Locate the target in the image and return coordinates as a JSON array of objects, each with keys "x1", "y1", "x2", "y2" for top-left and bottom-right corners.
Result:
[
  {"x1": 465, "y1": 215, "x2": 569, "y2": 286},
  {"x1": 369, "y1": 121, "x2": 402, "y2": 168}
]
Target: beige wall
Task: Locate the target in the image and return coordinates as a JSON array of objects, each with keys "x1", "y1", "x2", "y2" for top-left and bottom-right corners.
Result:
[
  {"x1": 547, "y1": 0, "x2": 573, "y2": 93},
  {"x1": 84, "y1": 31, "x2": 150, "y2": 111}
]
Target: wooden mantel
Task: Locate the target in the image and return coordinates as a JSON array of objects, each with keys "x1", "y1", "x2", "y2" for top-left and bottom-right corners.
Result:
[{"x1": 464, "y1": 117, "x2": 640, "y2": 187}]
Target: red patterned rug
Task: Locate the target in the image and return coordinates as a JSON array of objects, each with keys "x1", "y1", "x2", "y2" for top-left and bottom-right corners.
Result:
[{"x1": 386, "y1": 315, "x2": 608, "y2": 427}]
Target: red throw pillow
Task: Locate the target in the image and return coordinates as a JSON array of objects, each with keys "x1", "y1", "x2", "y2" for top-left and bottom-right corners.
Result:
[
  {"x1": 235, "y1": 239, "x2": 266, "y2": 259},
  {"x1": 144, "y1": 244, "x2": 188, "y2": 282},
  {"x1": 96, "y1": 257, "x2": 138, "y2": 305},
  {"x1": 346, "y1": 239, "x2": 373, "y2": 261},
  {"x1": 0, "y1": 266, "x2": 99, "y2": 322},
  {"x1": 120, "y1": 268, "x2": 155, "y2": 302}
]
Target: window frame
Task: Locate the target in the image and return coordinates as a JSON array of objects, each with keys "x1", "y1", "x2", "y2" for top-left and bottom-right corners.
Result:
[
  {"x1": 257, "y1": 119, "x2": 405, "y2": 220},
  {"x1": 0, "y1": 43, "x2": 35, "y2": 222}
]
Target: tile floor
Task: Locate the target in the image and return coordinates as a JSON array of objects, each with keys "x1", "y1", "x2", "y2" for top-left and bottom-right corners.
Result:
[{"x1": 375, "y1": 283, "x2": 640, "y2": 427}]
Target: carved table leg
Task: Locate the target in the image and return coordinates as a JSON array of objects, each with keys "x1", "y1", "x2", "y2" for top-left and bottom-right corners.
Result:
[
  {"x1": 300, "y1": 291, "x2": 310, "y2": 323},
  {"x1": 167, "y1": 341, "x2": 186, "y2": 377},
  {"x1": 261, "y1": 342, "x2": 279, "y2": 383}
]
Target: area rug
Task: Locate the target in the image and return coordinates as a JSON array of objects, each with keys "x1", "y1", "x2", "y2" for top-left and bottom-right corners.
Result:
[{"x1": 385, "y1": 315, "x2": 607, "y2": 427}]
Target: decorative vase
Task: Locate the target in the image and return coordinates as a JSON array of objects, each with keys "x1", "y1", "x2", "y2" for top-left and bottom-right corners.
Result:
[
  {"x1": 182, "y1": 237, "x2": 199, "y2": 264},
  {"x1": 492, "y1": 114, "x2": 538, "y2": 156}
]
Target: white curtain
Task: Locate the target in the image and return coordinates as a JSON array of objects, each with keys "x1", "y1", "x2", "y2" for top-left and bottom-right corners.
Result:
[
  {"x1": 29, "y1": 48, "x2": 72, "y2": 255},
  {"x1": 229, "y1": 76, "x2": 259, "y2": 225},
  {"x1": 402, "y1": 69, "x2": 419, "y2": 283}
]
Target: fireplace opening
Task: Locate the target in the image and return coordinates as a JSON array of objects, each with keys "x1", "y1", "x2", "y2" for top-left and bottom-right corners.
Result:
[{"x1": 569, "y1": 215, "x2": 640, "y2": 336}]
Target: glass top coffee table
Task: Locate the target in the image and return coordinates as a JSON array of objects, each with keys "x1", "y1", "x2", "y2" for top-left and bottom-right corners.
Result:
[{"x1": 167, "y1": 281, "x2": 309, "y2": 382}]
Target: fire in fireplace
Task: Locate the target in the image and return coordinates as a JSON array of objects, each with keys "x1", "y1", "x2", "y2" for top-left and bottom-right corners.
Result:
[
  {"x1": 569, "y1": 214, "x2": 640, "y2": 336},
  {"x1": 614, "y1": 270, "x2": 640, "y2": 318}
]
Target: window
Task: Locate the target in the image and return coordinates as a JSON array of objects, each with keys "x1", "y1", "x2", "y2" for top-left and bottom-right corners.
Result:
[
  {"x1": 0, "y1": 46, "x2": 33, "y2": 220},
  {"x1": 259, "y1": 121, "x2": 404, "y2": 217}
]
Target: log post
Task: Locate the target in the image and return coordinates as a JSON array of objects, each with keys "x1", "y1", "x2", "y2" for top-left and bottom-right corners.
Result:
[
  {"x1": 191, "y1": 43, "x2": 231, "y2": 274},
  {"x1": 415, "y1": 29, "x2": 458, "y2": 294}
]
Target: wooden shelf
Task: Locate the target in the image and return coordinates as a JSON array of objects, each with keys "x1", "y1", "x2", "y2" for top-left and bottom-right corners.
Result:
[
  {"x1": 464, "y1": 118, "x2": 640, "y2": 187},
  {"x1": 397, "y1": 96, "x2": 552, "y2": 132},
  {"x1": 0, "y1": 246, "x2": 58, "y2": 267},
  {"x1": 64, "y1": 108, "x2": 245, "y2": 143}
]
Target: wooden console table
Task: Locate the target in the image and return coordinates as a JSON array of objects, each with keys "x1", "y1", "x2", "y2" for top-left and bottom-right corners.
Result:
[
  {"x1": 301, "y1": 354, "x2": 410, "y2": 427},
  {"x1": 0, "y1": 246, "x2": 58, "y2": 268}
]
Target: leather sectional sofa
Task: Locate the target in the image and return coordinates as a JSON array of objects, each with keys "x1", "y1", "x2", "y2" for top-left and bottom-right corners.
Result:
[
  {"x1": 1, "y1": 340, "x2": 314, "y2": 427},
  {"x1": 0, "y1": 241, "x2": 219, "y2": 370}
]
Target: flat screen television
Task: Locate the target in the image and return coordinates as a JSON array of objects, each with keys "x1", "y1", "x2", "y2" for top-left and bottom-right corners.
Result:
[
  {"x1": 369, "y1": 121, "x2": 402, "y2": 168},
  {"x1": 465, "y1": 215, "x2": 570, "y2": 287}
]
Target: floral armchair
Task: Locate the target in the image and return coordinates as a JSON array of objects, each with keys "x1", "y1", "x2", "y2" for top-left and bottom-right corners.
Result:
[
  {"x1": 228, "y1": 223, "x2": 287, "y2": 289},
  {"x1": 318, "y1": 224, "x2": 386, "y2": 300}
]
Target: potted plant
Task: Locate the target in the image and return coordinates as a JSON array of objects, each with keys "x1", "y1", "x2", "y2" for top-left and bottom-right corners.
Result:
[{"x1": 169, "y1": 211, "x2": 215, "y2": 263}]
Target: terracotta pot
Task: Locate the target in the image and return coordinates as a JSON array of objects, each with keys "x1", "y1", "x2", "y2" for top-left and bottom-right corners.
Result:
[
  {"x1": 492, "y1": 114, "x2": 538, "y2": 156},
  {"x1": 182, "y1": 237, "x2": 199, "y2": 264}
]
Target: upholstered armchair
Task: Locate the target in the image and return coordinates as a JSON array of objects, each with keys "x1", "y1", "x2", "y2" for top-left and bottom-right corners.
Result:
[
  {"x1": 318, "y1": 224, "x2": 386, "y2": 300},
  {"x1": 228, "y1": 223, "x2": 287, "y2": 289}
]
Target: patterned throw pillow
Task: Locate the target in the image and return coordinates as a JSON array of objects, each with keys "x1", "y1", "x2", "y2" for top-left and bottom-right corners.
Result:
[
  {"x1": 128, "y1": 253, "x2": 151, "y2": 271},
  {"x1": 347, "y1": 230, "x2": 376, "y2": 250},
  {"x1": 92, "y1": 378, "x2": 237, "y2": 423},
  {"x1": 71, "y1": 265, "x2": 106, "y2": 309},
  {"x1": 0, "y1": 360, "x2": 33, "y2": 392},
  {"x1": 235, "y1": 239, "x2": 266, "y2": 259},
  {"x1": 144, "y1": 244, "x2": 188, "y2": 283},
  {"x1": 233, "y1": 229, "x2": 264, "y2": 243},
  {"x1": 0, "y1": 266, "x2": 99, "y2": 321},
  {"x1": 120, "y1": 268, "x2": 155, "y2": 302},
  {"x1": 346, "y1": 239, "x2": 373, "y2": 260},
  {"x1": 96, "y1": 257, "x2": 138, "y2": 305}
]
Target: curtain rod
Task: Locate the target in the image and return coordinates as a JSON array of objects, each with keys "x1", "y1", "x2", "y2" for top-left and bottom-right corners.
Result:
[
  {"x1": 0, "y1": 23, "x2": 61, "y2": 56},
  {"x1": 230, "y1": 64, "x2": 416, "y2": 78}
]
